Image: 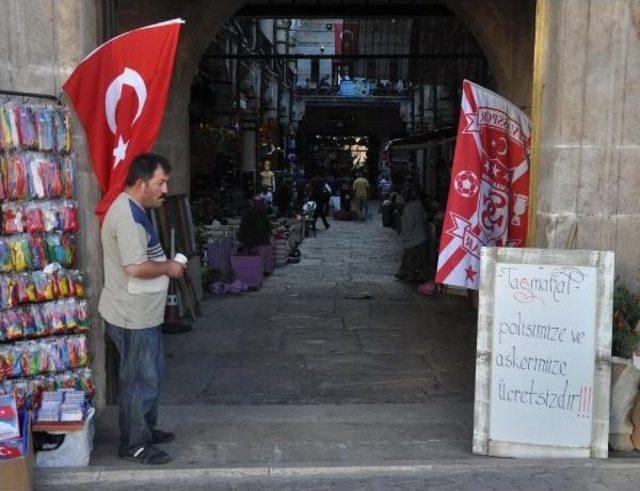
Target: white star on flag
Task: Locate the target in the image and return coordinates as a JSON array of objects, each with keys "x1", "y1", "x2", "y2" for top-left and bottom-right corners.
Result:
[{"x1": 112, "y1": 135, "x2": 128, "y2": 168}]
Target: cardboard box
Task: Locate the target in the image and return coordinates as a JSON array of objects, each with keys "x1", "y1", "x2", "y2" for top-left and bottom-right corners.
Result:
[{"x1": 0, "y1": 412, "x2": 34, "y2": 491}]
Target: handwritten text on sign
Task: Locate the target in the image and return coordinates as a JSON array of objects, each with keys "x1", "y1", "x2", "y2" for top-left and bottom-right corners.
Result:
[{"x1": 489, "y1": 263, "x2": 597, "y2": 448}]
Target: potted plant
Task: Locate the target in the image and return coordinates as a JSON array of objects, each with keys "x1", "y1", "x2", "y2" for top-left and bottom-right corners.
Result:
[
  {"x1": 231, "y1": 206, "x2": 272, "y2": 287},
  {"x1": 613, "y1": 284, "x2": 640, "y2": 359}
]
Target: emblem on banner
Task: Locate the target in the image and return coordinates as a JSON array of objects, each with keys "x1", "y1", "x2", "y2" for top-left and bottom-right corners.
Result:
[
  {"x1": 447, "y1": 213, "x2": 482, "y2": 259},
  {"x1": 477, "y1": 156, "x2": 509, "y2": 243},
  {"x1": 454, "y1": 170, "x2": 479, "y2": 198}
]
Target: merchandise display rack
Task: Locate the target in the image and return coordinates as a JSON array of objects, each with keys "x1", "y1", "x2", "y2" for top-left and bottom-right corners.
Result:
[{"x1": 0, "y1": 92, "x2": 94, "y2": 415}]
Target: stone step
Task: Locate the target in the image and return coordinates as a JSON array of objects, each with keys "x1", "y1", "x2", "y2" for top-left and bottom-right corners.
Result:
[
  {"x1": 36, "y1": 457, "x2": 640, "y2": 490},
  {"x1": 36, "y1": 402, "x2": 471, "y2": 487},
  {"x1": 35, "y1": 403, "x2": 640, "y2": 489}
]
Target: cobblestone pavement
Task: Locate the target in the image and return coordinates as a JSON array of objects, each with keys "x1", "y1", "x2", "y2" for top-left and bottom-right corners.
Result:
[{"x1": 161, "y1": 214, "x2": 478, "y2": 405}]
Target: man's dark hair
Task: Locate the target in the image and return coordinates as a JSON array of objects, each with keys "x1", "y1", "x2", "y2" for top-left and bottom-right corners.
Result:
[{"x1": 125, "y1": 153, "x2": 171, "y2": 187}]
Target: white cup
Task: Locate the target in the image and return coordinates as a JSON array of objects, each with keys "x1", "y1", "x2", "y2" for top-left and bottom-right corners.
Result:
[{"x1": 174, "y1": 253, "x2": 188, "y2": 265}]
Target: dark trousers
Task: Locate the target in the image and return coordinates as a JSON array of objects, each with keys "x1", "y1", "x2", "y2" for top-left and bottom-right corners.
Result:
[
  {"x1": 105, "y1": 321, "x2": 164, "y2": 451},
  {"x1": 313, "y1": 200, "x2": 330, "y2": 228}
]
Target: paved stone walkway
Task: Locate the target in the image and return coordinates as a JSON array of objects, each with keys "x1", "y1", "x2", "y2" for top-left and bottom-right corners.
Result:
[
  {"x1": 161, "y1": 214, "x2": 477, "y2": 405},
  {"x1": 37, "y1": 214, "x2": 640, "y2": 489}
]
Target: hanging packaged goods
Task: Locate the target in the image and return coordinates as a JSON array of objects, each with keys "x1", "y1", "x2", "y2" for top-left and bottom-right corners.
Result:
[{"x1": 0, "y1": 99, "x2": 93, "y2": 412}]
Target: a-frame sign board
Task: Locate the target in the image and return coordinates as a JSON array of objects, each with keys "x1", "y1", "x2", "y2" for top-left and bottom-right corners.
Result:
[{"x1": 473, "y1": 247, "x2": 614, "y2": 458}]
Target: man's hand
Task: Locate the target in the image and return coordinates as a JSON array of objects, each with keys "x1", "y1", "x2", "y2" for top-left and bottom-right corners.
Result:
[{"x1": 165, "y1": 260, "x2": 186, "y2": 279}]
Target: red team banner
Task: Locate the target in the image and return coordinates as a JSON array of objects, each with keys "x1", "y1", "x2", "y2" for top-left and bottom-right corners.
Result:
[
  {"x1": 435, "y1": 80, "x2": 532, "y2": 289},
  {"x1": 63, "y1": 19, "x2": 183, "y2": 223}
]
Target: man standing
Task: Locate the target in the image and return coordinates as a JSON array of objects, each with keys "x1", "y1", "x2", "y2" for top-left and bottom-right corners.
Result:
[
  {"x1": 352, "y1": 172, "x2": 370, "y2": 222},
  {"x1": 99, "y1": 154, "x2": 186, "y2": 465}
]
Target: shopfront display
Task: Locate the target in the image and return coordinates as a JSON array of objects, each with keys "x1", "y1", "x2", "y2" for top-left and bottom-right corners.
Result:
[{"x1": 0, "y1": 99, "x2": 95, "y2": 426}]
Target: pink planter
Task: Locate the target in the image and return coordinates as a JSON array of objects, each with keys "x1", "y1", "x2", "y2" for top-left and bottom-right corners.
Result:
[{"x1": 230, "y1": 255, "x2": 264, "y2": 289}]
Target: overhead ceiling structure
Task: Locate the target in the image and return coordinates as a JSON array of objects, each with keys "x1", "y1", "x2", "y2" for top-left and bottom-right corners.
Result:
[
  {"x1": 201, "y1": 1, "x2": 489, "y2": 96},
  {"x1": 236, "y1": 0, "x2": 453, "y2": 18}
]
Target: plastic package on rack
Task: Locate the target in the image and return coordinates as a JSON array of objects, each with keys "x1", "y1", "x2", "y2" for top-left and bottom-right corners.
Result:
[
  {"x1": 2, "y1": 203, "x2": 24, "y2": 234},
  {"x1": 17, "y1": 106, "x2": 37, "y2": 149},
  {"x1": 0, "y1": 238, "x2": 12, "y2": 272},
  {"x1": 0, "y1": 101, "x2": 89, "y2": 416},
  {"x1": 0, "y1": 367, "x2": 94, "y2": 410}
]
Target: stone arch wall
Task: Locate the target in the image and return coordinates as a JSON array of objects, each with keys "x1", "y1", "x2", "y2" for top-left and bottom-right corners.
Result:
[
  {"x1": 115, "y1": 0, "x2": 535, "y2": 194},
  {"x1": 444, "y1": 0, "x2": 535, "y2": 110}
]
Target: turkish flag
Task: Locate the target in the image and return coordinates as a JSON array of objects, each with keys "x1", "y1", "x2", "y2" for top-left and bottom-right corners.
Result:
[
  {"x1": 333, "y1": 21, "x2": 343, "y2": 56},
  {"x1": 435, "y1": 80, "x2": 531, "y2": 289},
  {"x1": 0, "y1": 404, "x2": 15, "y2": 420},
  {"x1": 63, "y1": 19, "x2": 183, "y2": 223},
  {"x1": 0, "y1": 444, "x2": 22, "y2": 459}
]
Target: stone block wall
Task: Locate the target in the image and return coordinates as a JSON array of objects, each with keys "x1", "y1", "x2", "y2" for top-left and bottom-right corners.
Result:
[{"x1": 534, "y1": 0, "x2": 640, "y2": 290}]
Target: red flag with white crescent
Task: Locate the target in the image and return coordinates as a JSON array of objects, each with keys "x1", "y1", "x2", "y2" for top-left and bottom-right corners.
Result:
[
  {"x1": 63, "y1": 19, "x2": 183, "y2": 224},
  {"x1": 334, "y1": 21, "x2": 343, "y2": 56},
  {"x1": 435, "y1": 80, "x2": 532, "y2": 289}
]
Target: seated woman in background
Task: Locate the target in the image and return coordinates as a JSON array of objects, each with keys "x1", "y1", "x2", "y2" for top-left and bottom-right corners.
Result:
[{"x1": 395, "y1": 186, "x2": 429, "y2": 282}]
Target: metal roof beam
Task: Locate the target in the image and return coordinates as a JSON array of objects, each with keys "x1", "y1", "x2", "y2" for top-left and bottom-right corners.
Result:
[
  {"x1": 204, "y1": 53, "x2": 482, "y2": 60},
  {"x1": 234, "y1": 4, "x2": 452, "y2": 18}
]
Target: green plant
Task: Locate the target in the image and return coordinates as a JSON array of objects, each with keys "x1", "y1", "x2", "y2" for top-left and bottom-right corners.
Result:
[
  {"x1": 237, "y1": 206, "x2": 271, "y2": 252},
  {"x1": 612, "y1": 283, "x2": 640, "y2": 358}
]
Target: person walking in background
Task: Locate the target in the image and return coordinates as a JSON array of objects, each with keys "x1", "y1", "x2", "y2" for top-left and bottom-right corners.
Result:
[
  {"x1": 377, "y1": 174, "x2": 392, "y2": 213},
  {"x1": 395, "y1": 186, "x2": 429, "y2": 282},
  {"x1": 99, "y1": 154, "x2": 186, "y2": 465},
  {"x1": 292, "y1": 165, "x2": 307, "y2": 211},
  {"x1": 310, "y1": 175, "x2": 331, "y2": 229},
  {"x1": 352, "y1": 172, "x2": 370, "y2": 221},
  {"x1": 340, "y1": 178, "x2": 352, "y2": 212},
  {"x1": 380, "y1": 161, "x2": 391, "y2": 181}
]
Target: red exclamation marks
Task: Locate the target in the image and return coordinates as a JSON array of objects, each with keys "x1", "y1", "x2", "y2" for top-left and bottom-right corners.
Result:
[
  {"x1": 577, "y1": 386, "x2": 592, "y2": 418},
  {"x1": 578, "y1": 387, "x2": 583, "y2": 415}
]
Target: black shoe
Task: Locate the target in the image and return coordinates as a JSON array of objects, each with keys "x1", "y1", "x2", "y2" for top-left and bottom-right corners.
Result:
[
  {"x1": 118, "y1": 444, "x2": 172, "y2": 465},
  {"x1": 151, "y1": 429, "x2": 175, "y2": 444}
]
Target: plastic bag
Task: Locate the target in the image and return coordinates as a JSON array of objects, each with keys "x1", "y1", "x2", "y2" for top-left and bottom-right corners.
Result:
[{"x1": 35, "y1": 407, "x2": 95, "y2": 468}]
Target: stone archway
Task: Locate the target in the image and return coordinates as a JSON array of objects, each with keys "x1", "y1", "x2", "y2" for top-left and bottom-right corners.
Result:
[
  {"x1": 115, "y1": 0, "x2": 536, "y2": 195},
  {"x1": 443, "y1": 0, "x2": 535, "y2": 109}
]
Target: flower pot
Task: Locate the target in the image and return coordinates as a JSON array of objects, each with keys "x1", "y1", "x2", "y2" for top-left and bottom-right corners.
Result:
[{"x1": 230, "y1": 255, "x2": 264, "y2": 289}]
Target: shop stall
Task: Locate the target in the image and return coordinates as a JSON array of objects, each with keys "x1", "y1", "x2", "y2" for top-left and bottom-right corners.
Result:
[{"x1": 0, "y1": 97, "x2": 95, "y2": 472}]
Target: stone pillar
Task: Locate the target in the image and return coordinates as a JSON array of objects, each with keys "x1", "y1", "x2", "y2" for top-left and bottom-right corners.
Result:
[
  {"x1": 240, "y1": 123, "x2": 257, "y2": 173},
  {"x1": 155, "y1": 93, "x2": 190, "y2": 195},
  {"x1": 532, "y1": 0, "x2": 640, "y2": 289}
]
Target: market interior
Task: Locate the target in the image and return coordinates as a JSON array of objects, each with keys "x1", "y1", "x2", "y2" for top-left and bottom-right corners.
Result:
[{"x1": 175, "y1": 10, "x2": 492, "y2": 403}]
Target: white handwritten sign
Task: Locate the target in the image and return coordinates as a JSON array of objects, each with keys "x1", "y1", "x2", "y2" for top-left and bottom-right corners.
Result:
[{"x1": 473, "y1": 248, "x2": 614, "y2": 459}]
